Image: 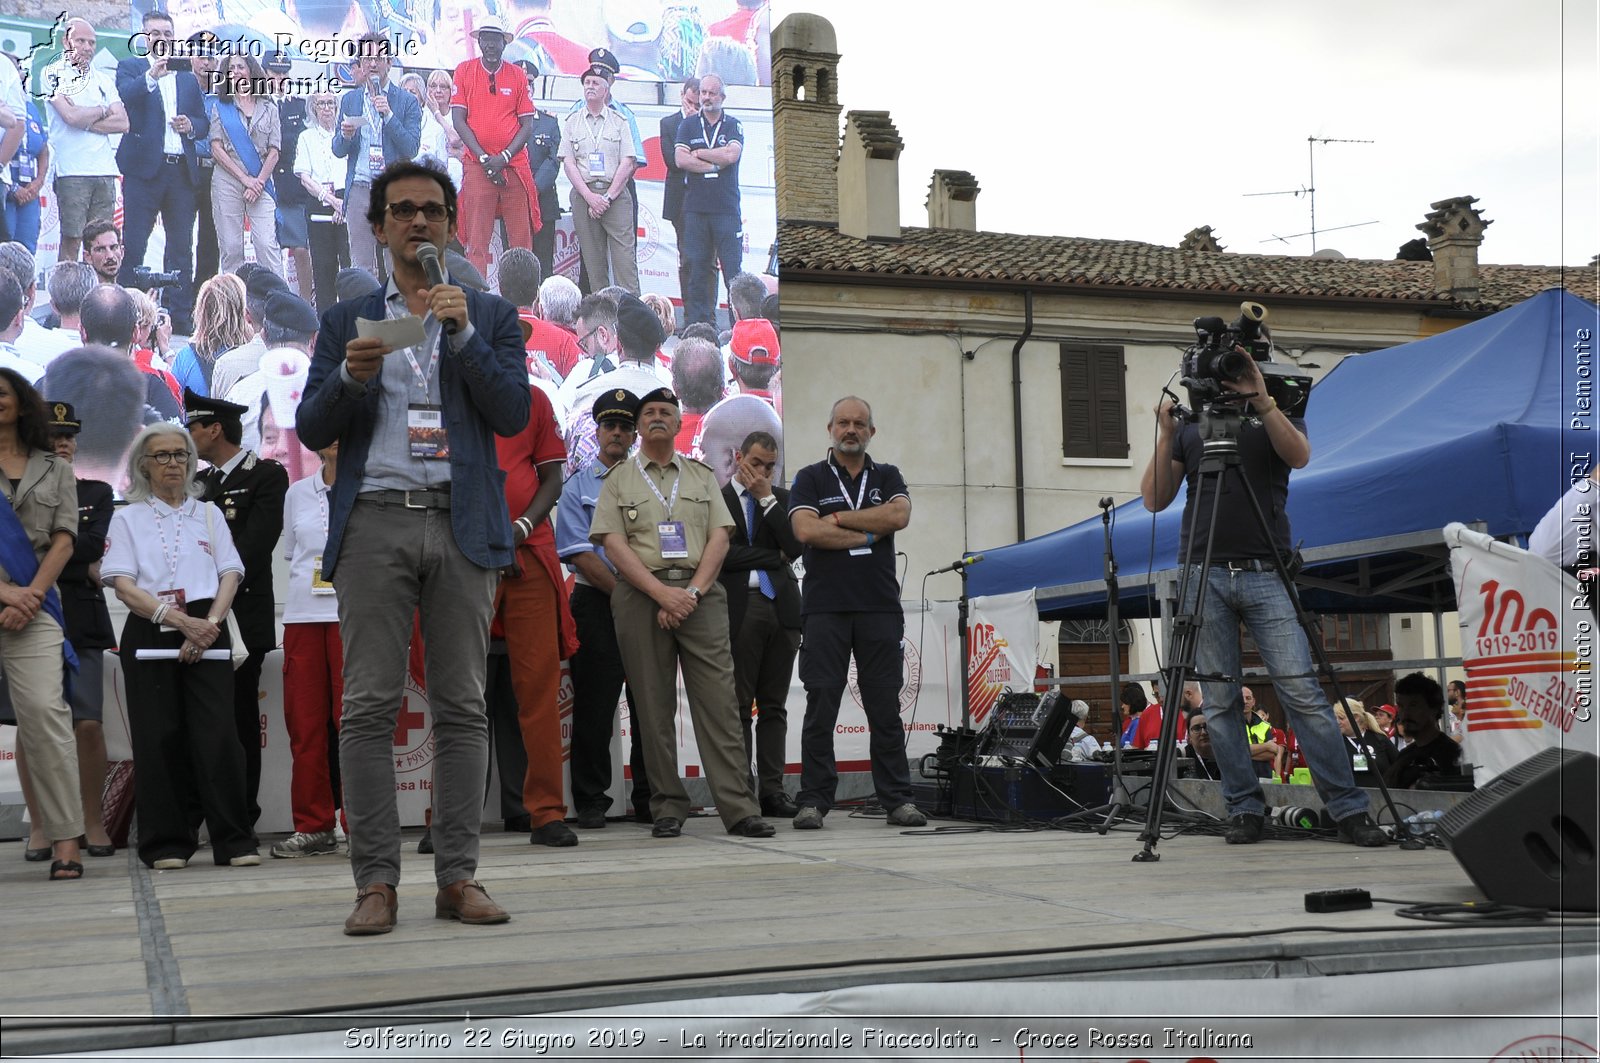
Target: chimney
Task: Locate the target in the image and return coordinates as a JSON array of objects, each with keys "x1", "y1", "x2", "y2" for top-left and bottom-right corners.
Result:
[
  {"x1": 1417, "y1": 196, "x2": 1492, "y2": 302},
  {"x1": 926, "y1": 169, "x2": 979, "y2": 231},
  {"x1": 772, "y1": 14, "x2": 842, "y2": 224},
  {"x1": 1178, "y1": 226, "x2": 1224, "y2": 252},
  {"x1": 837, "y1": 110, "x2": 903, "y2": 241}
]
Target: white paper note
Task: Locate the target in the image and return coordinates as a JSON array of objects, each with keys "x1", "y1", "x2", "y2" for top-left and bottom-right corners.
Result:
[{"x1": 355, "y1": 314, "x2": 427, "y2": 350}]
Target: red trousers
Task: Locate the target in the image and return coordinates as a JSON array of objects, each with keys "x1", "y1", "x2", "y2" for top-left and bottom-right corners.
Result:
[
  {"x1": 495, "y1": 558, "x2": 566, "y2": 827},
  {"x1": 281, "y1": 622, "x2": 344, "y2": 833},
  {"x1": 460, "y1": 162, "x2": 537, "y2": 278}
]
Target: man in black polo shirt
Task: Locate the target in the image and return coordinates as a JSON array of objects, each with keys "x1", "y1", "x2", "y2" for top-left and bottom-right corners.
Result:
[
  {"x1": 787, "y1": 396, "x2": 925, "y2": 830},
  {"x1": 673, "y1": 73, "x2": 742, "y2": 328}
]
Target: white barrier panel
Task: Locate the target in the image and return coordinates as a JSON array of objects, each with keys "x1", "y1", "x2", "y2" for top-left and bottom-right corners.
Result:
[{"x1": 1446, "y1": 523, "x2": 1596, "y2": 783}]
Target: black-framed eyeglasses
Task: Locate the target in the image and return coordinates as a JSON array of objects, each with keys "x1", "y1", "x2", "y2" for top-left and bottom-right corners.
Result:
[
  {"x1": 145, "y1": 449, "x2": 188, "y2": 465},
  {"x1": 385, "y1": 201, "x2": 451, "y2": 222},
  {"x1": 576, "y1": 326, "x2": 600, "y2": 353}
]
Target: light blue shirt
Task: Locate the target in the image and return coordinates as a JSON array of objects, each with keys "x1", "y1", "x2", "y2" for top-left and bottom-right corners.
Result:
[
  {"x1": 555, "y1": 455, "x2": 622, "y2": 582},
  {"x1": 356, "y1": 279, "x2": 453, "y2": 491}
]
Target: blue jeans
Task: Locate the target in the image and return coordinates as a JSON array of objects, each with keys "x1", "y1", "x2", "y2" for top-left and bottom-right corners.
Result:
[
  {"x1": 680, "y1": 210, "x2": 742, "y2": 326},
  {"x1": 4, "y1": 195, "x2": 40, "y2": 253},
  {"x1": 1183, "y1": 565, "x2": 1370, "y2": 822}
]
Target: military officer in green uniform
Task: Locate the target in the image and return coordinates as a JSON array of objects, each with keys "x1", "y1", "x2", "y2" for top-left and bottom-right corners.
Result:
[{"x1": 590, "y1": 387, "x2": 773, "y2": 840}]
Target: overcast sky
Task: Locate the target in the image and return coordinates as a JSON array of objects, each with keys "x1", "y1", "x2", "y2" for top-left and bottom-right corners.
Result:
[{"x1": 774, "y1": 0, "x2": 1597, "y2": 267}]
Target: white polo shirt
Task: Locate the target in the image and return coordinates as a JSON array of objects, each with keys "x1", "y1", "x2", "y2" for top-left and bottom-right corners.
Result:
[
  {"x1": 102, "y1": 496, "x2": 245, "y2": 602},
  {"x1": 281, "y1": 472, "x2": 339, "y2": 624},
  {"x1": 48, "y1": 66, "x2": 121, "y2": 178}
]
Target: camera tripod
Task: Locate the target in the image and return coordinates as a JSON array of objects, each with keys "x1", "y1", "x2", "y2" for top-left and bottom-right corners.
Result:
[{"x1": 1133, "y1": 396, "x2": 1415, "y2": 862}]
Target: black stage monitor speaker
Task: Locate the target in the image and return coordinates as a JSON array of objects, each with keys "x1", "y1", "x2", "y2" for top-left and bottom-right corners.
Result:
[{"x1": 1437, "y1": 748, "x2": 1598, "y2": 912}]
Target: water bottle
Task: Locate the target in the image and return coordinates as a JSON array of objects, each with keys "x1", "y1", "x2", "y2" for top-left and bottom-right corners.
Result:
[{"x1": 1403, "y1": 808, "x2": 1446, "y2": 838}]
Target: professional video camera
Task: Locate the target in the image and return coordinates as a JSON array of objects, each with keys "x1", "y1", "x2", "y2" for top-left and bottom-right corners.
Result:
[
  {"x1": 125, "y1": 266, "x2": 186, "y2": 292},
  {"x1": 1174, "y1": 301, "x2": 1312, "y2": 420}
]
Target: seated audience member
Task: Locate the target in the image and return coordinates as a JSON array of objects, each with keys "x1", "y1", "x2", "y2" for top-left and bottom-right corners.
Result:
[
  {"x1": 695, "y1": 393, "x2": 779, "y2": 487},
  {"x1": 209, "y1": 268, "x2": 285, "y2": 399},
  {"x1": 0, "y1": 272, "x2": 42, "y2": 384},
  {"x1": 1119, "y1": 682, "x2": 1148, "y2": 748},
  {"x1": 641, "y1": 291, "x2": 677, "y2": 367},
  {"x1": 170, "y1": 274, "x2": 253, "y2": 398},
  {"x1": 17, "y1": 262, "x2": 95, "y2": 365},
  {"x1": 37, "y1": 345, "x2": 150, "y2": 489},
  {"x1": 1183, "y1": 706, "x2": 1220, "y2": 780},
  {"x1": 1067, "y1": 700, "x2": 1099, "y2": 761},
  {"x1": 670, "y1": 336, "x2": 724, "y2": 453},
  {"x1": 1372, "y1": 703, "x2": 1397, "y2": 739},
  {"x1": 101, "y1": 424, "x2": 258, "y2": 869},
  {"x1": 727, "y1": 317, "x2": 779, "y2": 403},
  {"x1": 127, "y1": 289, "x2": 181, "y2": 402},
  {"x1": 1446, "y1": 679, "x2": 1467, "y2": 742},
  {"x1": 498, "y1": 247, "x2": 582, "y2": 380},
  {"x1": 334, "y1": 267, "x2": 381, "y2": 303},
  {"x1": 77, "y1": 284, "x2": 181, "y2": 419},
  {"x1": 1334, "y1": 698, "x2": 1397, "y2": 788},
  {"x1": 1383, "y1": 672, "x2": 1464, "y2": 789},
  {"x1": 537, "y1": 275, "x2": 582, "y2": 338}
]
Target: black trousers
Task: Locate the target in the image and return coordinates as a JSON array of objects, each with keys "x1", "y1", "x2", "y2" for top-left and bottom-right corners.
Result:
[
  {"x1": 484, "y1": 647, "x2": 527, "y2": 824},
  {"x1": 119, "y1": 166, "x2": 198, "y2": 330},
  {"x1": 533, "y1": 190, "x2": 559, "y2": 283},
  {"x1": 307, "y1": 214, "x2": 351, "y2": 316},
  {"x1": 796, "y1": 610, "x2": 914, "y2": 813},
  {"x1": 193, "y1": 167, "x2": 218, "y2": 290},
  {"x1": 232, "y1": 648, "x2": 268, "y2": 829},
  {"x1": 732, "y1": 591, "x2": 799, "y2": 798},
  {"x1": 567, "y1": 583, "x2": 650, "y2": 815},
  {"x1": 120, "y1": 603, "x2": 253, "y2": 866}
]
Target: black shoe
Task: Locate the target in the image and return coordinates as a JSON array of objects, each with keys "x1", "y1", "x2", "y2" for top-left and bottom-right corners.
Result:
[
  {"x1": 651, "y1": 817, "x2": 682, "y2": 838},
  {"x1": 727, "y1": 815, "x2": 776, "y2": 838},
  {"x1": 529, "y1": 821, "x2": 579, "y2": 847},
  {"x1": 1336, "y1": 812, "x2": 1389, "y2": 847},
  {"x1": 760, "y1": 792, "x2": 799, "y2": 818},
  {"x1": 576, "y1": 807, "x2": 607, "y2": 830},
  {"x1": 503, "y1": 815, "x2": 531, "y2": 834},
  {"x1": 417, "y1": 827, "x2": 434, "y2": 854},
  {"x1": 1224, "y1": 812, "x2": 1264, "y2": 845},
  {"x1": 633, "y1": 807, "x2": 653, "y2": 824}
]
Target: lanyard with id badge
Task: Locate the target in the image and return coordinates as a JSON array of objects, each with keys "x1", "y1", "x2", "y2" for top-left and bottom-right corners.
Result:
[
  {"x1": 635, "y1": 455, "x2": 688, "y2": 560},
  {"x1": 365, "y1": 96, "x2": 385, "y2": 179},
  {"x1": 151, "y1": 500, "x2": 189, "y2": 609},
  {"x1": 1347, "y1": 739, "x2": 1368, "y2": 774},
  {"x1": 310, "y1": 489, "x2": 335, "y2": 595},
  {"x1": 397, "y1": 313, "x2": 449, "y2": 460},
  {"x1": 829, "y1": 463, "x2": 873, "y2": 557},
  {"x1": 698, "y1": 116, "x2": 722, "y2": 179}
]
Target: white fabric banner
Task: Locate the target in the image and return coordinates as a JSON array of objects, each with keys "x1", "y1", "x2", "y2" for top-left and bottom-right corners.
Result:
[{"x1": 1446, "y1": 523, "x2": 1596, "y2": 783}]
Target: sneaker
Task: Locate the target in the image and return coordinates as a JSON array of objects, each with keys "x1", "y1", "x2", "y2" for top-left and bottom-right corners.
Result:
[
  {"x1": 229, "y1": 852, "x2": 262, "y2": 867},
  {"x1": 792, "y1": 806, "x2": 824, "y2": 830},
  {"x1": 576, "y1": 807, "x2": 608, "y2": 830},
  {"x1": 530, "y1": 821, "x2": 579, "y2": 847},
  {"x1": 1224, "y1": 812, "x2": 1265, "y2": 845},
  {"x1": 152, "y1": 857, "x2": 188, "y2": 870},
  {"x1": 271, "y1": 830, "x2": 339, "y2": 859},
  {"x1": 1336, "y1": 812, "x2": 1390, "y2": 847},
  {"x1": 885, "y1": 803, "x2": 927, "y2": 827},
  {"x1": 417, "y1": 827, "x2": 434, "y2": 855}
]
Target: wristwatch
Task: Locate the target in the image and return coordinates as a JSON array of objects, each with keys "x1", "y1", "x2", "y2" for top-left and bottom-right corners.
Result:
[
  {"x1": 758, "y1": 494, "x2": 778, "y2": 509},
  {"x1": 686, "y1": 586, "x2": 702, "y2": 601}
]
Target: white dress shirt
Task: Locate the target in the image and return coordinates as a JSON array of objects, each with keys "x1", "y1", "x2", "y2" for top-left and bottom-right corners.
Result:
[{"x1": 102, "y1": 497, "x2": 245, "y2": 600}]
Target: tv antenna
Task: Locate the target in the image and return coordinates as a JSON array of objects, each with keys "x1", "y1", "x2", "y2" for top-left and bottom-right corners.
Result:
[{"x1": 1246, "y1": 135, "x2": 1376, "y2": 251}]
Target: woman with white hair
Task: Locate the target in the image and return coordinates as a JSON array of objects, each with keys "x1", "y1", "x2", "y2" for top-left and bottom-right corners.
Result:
[
  {"x1": 1067, "y1": 700, "x2": 1100, "y2": 760},
  {"x1": 101, "y1": 425, "x2": 257, "y2": 870}
]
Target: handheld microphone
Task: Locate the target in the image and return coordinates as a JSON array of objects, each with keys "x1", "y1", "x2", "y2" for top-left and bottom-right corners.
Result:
[
  {"x1": 414, "y1": 244, "x2": 458, "y2": 335},
  {"x1": 931, "y1": 553, "x2": 984, "y2": 575}
]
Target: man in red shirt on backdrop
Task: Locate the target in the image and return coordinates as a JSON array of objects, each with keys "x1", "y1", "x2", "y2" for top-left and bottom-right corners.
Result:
[
  {"x1": 451, "y1": 16, "x2": 540, "y2": 277},
  {"x1": 494, "y1": 384, "x2": 580, "y2": 847}
]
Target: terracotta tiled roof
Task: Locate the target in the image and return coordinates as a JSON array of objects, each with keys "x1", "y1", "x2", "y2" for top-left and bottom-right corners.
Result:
[{"x1": 777, "y1": 220, "x2": 1589, "y2": 312}]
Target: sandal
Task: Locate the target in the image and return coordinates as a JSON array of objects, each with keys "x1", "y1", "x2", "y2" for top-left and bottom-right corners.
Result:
[{"x1": 49, "y1": 859, "x2": 84, "y2": 881}]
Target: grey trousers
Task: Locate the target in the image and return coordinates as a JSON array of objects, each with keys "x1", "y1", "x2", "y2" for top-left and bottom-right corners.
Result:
[
  {"x1": 344, "y1": 182, "x2": 385, "y2": 278},
  {"x1": 568, "y1": 185, "x2": 639, "y2": 295},
  {"x1": 611, "y1": 577, "x2": 758, "y2": 828},
  {"x1": 333, "y1": 499, "x2": 497, "y2": 889},
  {"x1": 0, "y1": 612, "x2": 83, "y2": 841}
]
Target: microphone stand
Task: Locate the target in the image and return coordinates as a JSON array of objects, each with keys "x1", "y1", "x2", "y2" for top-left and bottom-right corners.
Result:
[
  {"x1": 1094, "y1": 497, "x2": 1132, "y2": 832},
  {"x1": 958, "y1": 562, "x2": 973, "y2": 730}
]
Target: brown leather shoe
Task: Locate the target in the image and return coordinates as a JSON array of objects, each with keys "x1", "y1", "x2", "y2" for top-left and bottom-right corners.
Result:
[
  {"x1": 434, "y1": 879, "x2": 510, "y2": 925},
  {"x1": 343, "y1": 883, "x2": 397, "y2": 936}
]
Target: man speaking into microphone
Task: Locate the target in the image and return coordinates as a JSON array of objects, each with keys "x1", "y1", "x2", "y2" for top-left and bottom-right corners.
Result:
[
  {"x1": 787, "y1": 396, "x2": 925, "y2": 830},
  {"x1": 298, "y1": 161, "x2": 530, "y2": 935}
]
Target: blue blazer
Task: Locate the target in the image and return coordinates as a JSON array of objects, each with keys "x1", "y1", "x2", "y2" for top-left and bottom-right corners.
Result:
[
  {"x1": 330, "y1": 81, "x2": 422, "y2": 202},
  {"x1": 296, "y1": 284, "x2": 532, "y2": 580},
  {"x1": 114, "y1": 58, "x2": 209, "y2": 184}
]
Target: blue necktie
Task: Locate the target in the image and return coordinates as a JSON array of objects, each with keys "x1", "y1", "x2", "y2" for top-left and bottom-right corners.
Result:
[{"x1": 744, "y1": 492, "x2": 775, "y2": 600}]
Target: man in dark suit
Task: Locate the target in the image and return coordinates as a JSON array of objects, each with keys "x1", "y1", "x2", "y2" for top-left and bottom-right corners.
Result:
[
  {"x1": 115, "y1": 10, "x2": 209, "y2": 333},
  {"x1": 331, "y1": 33, "x2": 422, "y2": 279},
  {"x1": 186, "y1": 389, "x2": 288, "y2": 832},
  {"x1": 523, "y1": 103, "x2": 563, "y2": 283},
  {"x1": 718, "y1": 430, "x2": 802, "y2": 818},
  {"x1": 265, "y1": 52, "x2": 313, "y2": 304},
  {"x1": 659, "y1": 78, "x2": 698, "y2": 304}
]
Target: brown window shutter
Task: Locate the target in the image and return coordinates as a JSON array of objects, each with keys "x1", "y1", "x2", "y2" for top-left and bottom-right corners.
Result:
[{"x1": 1061, "y1": 344, "x2": 1128, "y2": 459}]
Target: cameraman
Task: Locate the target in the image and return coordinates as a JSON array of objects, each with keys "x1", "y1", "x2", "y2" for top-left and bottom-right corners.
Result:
[{"x1": 1140, "y1": 352, "x2": 1386, "y2": 847}]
